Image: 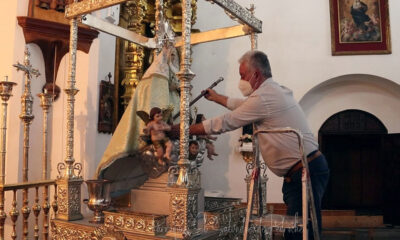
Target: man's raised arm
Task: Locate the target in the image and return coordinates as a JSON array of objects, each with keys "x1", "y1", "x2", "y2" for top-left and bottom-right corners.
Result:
[{"x1": 204, "y1": 89, "x2": 228, "y2": 108}]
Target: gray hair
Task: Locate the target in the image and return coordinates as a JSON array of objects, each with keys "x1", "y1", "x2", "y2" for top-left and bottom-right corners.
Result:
[{"x1": 239, "y1": 50, "x2": 272, "y2": 78}]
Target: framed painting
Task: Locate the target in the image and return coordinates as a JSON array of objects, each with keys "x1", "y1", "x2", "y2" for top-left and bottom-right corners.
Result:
[
  {"x1": 98, "y1": 73, "x2": 114, "y2": 134},
  {"x1": 329, "y1": 0, "x2": 391, "y2": 55}
]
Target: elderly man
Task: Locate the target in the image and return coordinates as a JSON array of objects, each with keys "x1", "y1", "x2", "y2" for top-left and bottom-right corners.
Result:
[{"x1": 189, "y1": 50, "x2": 329, "y2": 239}]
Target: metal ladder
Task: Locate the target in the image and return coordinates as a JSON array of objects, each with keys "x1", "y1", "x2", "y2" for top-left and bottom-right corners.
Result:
[{"x1": 243, "y1": 128, "x2": 320, "y2": 240}]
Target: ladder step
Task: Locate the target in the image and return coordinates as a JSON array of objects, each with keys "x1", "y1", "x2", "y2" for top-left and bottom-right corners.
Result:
[{"x1": 251, "y1": 214, "x2": 300, "y2": 229}]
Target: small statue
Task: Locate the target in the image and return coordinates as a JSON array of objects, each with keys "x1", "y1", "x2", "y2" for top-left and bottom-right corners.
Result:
[
  {"x1": 137, "y1": 107, "x2": 173, "y2": 166},
  {"x1": 189, "y1": 140, "x2": 200, "y2": 163}
]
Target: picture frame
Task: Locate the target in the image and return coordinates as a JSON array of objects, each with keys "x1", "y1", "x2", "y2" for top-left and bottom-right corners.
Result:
[
  {"x1": 329, "y1": 0, "x2": 391, "y2": 55},
  {"x1": 98, "y1": 73, "x2": 114, "y2": 134}
]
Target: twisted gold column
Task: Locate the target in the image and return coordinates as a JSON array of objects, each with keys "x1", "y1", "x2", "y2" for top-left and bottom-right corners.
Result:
[
  {"x1": 154, "y1": 0, "x2": 165, "y2": 51},
  {"x1": 14, "y1": 48, "x2": 40, "y2": 182},
  {"x1": 175, "y1": 0, "x2": 195, "y2": 188},
  {"x1": 64, "y1": 14, "x2": 79, "y2": 180},
  {"x1": 0, "y1": 76, "x2": 16, "y2": 240},
  {"x1": 0, "y1": 191, "x2": 5, "y2": 240},
  {"x1": 38, "y1": 90, "x2": 53, "y2": 238},
  {"x1": 38, "y1": 90, "x2": 53, "y2": 180},
  {"x1": 0, "y1": 76, "x2": 16, "y2": 185},
  {"x1": 14, "y1": 47, "x2": 40, "y2": 240},
  {"x1": 56, "y1": 0, "x2": 83, "y2": 221},
  {"x1": 249, "y1": 4, "x2": 258, "y2": 50},
  {"x1": 167, "y1": 0, "x2": 200, "y2": 238},
  {"x1": 243, "y1": 4, "x2": 265, "y2": 216},
  {"x1": 120, "y1": 1, "x2": 146, "y2": 108}
]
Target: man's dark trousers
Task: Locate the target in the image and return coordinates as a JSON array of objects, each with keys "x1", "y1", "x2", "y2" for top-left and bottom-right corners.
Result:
[{"x1": 282, "y1": 152, "x2": 330, "y2": 240}]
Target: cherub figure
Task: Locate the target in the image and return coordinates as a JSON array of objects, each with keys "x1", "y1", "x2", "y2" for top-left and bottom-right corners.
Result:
[{"x1": 138, "y1": 107, "x2": 173, "y2": 165}]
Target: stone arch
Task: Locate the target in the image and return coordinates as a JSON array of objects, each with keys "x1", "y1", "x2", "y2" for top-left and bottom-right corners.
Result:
[{"x1": 299, "y1": 74, "x2": 400, "y2": 135}]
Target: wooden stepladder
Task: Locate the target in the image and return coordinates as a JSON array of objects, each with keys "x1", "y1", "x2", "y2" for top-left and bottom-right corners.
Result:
[{"x1": 243, "y1": 128, "x2": 320, "y2": 240}]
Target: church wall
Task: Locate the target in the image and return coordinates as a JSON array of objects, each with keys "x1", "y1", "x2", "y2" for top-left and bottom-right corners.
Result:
[
  {"x1": 0, "y1": 0, "x2": 117, "y2": 221},
  {"x1": 191, "y1": 0, "x2": 400, "y2": 203},
  {"x1": 0, "y1": 0, "x2": 30, "y2": 186}
]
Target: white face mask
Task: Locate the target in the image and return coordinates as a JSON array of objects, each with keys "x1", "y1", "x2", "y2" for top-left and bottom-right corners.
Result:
[
  {"x1": 238, "y1": 73, "x2": 255, "y2": 97},
  {"x1": 238, "y1": 80, "x2": 253, "y2": 96}
]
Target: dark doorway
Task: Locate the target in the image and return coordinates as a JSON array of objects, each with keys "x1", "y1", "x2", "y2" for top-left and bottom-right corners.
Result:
[{"x1": 319, "y1": 110, "x2": 400, "y2": 225}]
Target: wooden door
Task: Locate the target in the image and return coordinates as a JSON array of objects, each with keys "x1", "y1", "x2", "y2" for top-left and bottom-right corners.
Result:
[
  {"x1": 382, "y1": 134, "x2": 400, "y2": 224},
  {"x1": 321, "y1": 134, "x2": 383, "y2": 210}
]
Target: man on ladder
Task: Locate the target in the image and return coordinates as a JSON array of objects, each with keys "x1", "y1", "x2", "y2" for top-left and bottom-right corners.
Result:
[{"x1": 188, "y1": 50, "x2": 330, "y2": 239}]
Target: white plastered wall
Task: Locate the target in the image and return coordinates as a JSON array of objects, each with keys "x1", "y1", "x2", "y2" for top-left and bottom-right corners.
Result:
[
  {"x1": 191, "y1": 0, "x2": 400, "y2": 203},
  {"x1": 0, "y1": 0, "x2": 118, "y2": 222}
]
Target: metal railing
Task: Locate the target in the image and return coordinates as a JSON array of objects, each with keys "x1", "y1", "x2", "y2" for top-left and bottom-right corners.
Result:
[{"x1": 0, "y1": 180, "x2": 58, "y2": 240}]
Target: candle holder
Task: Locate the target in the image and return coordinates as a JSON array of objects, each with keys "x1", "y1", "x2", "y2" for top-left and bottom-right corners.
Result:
[
  {"x1": 0, "y1": 76, "x2": 17, "y2": 102},
  {"x1": 0, "y1": 76, "x2": 17, "y2": 238}
]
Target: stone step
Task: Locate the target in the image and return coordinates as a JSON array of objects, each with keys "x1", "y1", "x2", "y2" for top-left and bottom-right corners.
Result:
[
  {"x1": 323, "y1": 215, "x2": 384, "y2": 228},
  {"x1": 322, "y1": 227, "x2": 400, "y2": 240},
  {"x1": 322, "y1": 209, "x2": 356, "y2": 216},
  {"x1": 265, "y1": 204, "x2": 383, "y2": 228},
  {"x1": 269, "y1": 208, "x2": 356, "y2": 215}
]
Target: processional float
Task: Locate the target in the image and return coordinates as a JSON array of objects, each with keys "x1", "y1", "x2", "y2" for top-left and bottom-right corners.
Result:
[{"x1": 7, "y1": 0, "x2": 262, "y2": 239}]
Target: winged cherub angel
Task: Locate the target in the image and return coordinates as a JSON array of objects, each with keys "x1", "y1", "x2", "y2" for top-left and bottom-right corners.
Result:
[{"x1": 137, "y1": 107, "x2": 173, "y2": 165}]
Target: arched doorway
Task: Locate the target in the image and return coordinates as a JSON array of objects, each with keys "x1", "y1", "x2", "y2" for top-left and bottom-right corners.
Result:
[{"x1": 319, "y1": 109, "x2": 400, "y2": 224}]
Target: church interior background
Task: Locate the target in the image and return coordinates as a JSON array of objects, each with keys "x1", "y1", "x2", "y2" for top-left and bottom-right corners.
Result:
[{"x1": 0, "y1": 0, "x2": 399, "y2": 239}]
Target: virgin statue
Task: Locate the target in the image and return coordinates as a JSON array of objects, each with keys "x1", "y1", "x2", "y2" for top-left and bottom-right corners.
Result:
[{"x1": 95, "y1": 44, "x2": 180, "y2": 195}]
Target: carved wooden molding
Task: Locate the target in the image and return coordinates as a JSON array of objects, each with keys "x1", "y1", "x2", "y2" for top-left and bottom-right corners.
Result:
[{"x1": 17, "y1": 16, "x2": 99, "y2": 99}]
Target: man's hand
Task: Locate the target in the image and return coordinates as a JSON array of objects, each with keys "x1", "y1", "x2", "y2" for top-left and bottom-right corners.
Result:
[
  {"x1": 203, "y1": 89, "x2": 228, "y2": 107},
  {"x1": 206, "y1": 142, "x2": 218, "y2": 160},
  {"x1": 203, "y1": 89, "x2": 219, "y2": 102},
  {"x1": 206, "y1": 135, "x2": 217, "y2": 141}
]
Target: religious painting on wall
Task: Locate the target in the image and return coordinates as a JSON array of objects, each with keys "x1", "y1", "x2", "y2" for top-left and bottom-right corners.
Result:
[
  {"x1": 98, "y1": 73, "x2": 114, "y2": 134},
  {"x1": 329, "y1": 0, "x2": 391, "y2": 55}
]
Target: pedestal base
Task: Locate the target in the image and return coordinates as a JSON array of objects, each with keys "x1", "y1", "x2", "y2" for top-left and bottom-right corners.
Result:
[
  {"x1": 56, "y1": 177, "x2": 84, "y2": 221},
  {"x1": 166, "y1": 187, "x2": 201, "y2": 238},
  {"x1": 131, "y1": 173, "x2": 204, "y2": 215}
]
